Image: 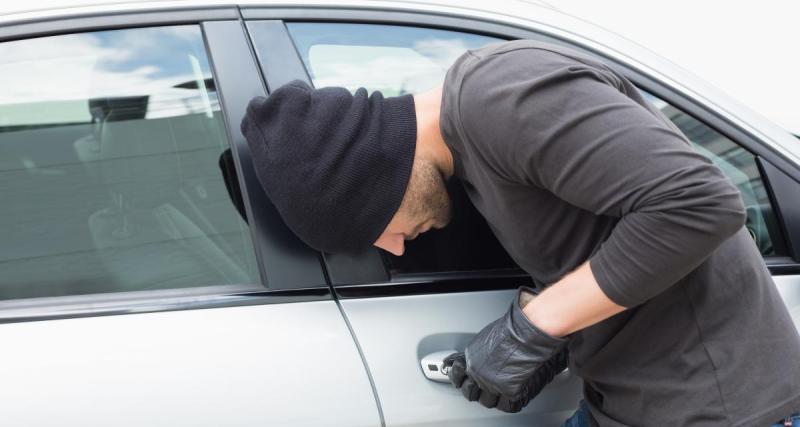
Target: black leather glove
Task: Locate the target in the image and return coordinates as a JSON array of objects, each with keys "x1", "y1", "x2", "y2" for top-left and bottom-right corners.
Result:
[{"x1": 443, "y1": 286, "x2": 569, "y2": 412}]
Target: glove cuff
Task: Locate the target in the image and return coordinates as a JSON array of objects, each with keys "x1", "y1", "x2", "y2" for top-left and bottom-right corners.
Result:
[{"x1": 509, "y1": 286, "x2": 568, "y2": 354}]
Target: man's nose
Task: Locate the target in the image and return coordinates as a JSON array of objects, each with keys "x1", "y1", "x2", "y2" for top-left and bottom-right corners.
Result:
[
  {"x1": 388, "y1": 235, "x2": 405, "y2": 256},
  {"x1": 374, "y1": 233, "x2": 405, "y2": 256}
]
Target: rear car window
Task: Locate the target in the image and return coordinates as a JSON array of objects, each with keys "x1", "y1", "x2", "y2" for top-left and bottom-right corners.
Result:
[{"x1": 0, "y1": 25, "x2": 259, "y2": 300}]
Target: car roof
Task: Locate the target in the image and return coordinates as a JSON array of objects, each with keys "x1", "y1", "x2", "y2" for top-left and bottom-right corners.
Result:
[
  {"x1": 0, "y1": 0, "x2": 560, "y2": 18},
  {"x1": 2, "y1": 0, "x2": 798, "y2": 164}
]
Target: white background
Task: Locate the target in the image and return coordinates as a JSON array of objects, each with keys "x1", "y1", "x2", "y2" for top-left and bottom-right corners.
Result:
[{"x1": 545, "y1": 0, "x2": 800, "y2": 136}]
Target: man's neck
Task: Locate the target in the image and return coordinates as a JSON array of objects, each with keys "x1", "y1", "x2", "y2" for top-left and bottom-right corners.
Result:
[{"x1": 413, "y1": 84, "x2": 454, "y2": 178}]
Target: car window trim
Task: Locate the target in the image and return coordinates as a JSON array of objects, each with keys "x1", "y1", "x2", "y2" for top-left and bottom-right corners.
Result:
[
  {"x1": 248, "y1": 11, "x2": 800, "y2": 295},
  {"x1": 759, "y1": 158, "x2": 800, "y2": 263},
  {"x1": 334, "y1": 271, "x2": 532, "y2": 299},
  {"x1": 0, "y1": 285, "x2": 330, "y2": 324},
  {"x1": 207, "y1": 18, "x2": 329, "y2": 291},
  {"x1": 245, "y1": 20, "x2": 314, "y2": 91},
  {"x1": 0, "y1": 6, "x2": 237, "y2": 42}
]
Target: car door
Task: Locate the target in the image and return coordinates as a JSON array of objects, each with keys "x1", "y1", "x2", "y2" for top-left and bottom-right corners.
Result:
[
  {"x1": 0, "y1": 8, "x2": 379, "y2": 426},
  {"x1": 243, "y1": 5, "x2": 800, "y2": 427},
  {"x1": 243, "y1": 14, "x2": 583, "y2": 427}
]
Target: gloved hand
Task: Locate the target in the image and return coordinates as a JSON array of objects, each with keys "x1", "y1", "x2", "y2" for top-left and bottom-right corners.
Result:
[{"x1": 442, "y1": 286, "x2": 569, "y2": 412}]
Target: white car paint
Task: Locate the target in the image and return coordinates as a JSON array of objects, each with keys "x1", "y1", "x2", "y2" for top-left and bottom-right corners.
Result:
[
  {"x1": 0, "y1": 2, "x2": 798, "y2": 427},
  {"x1": 0, "y1": 301, "x2": 381, "y2": 426}
]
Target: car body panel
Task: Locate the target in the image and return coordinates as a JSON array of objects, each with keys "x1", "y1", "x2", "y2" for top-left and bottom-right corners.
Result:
[
  {"x1": 340, "y1": 290, "x2": 582, "y2": 426},
  {"x1": 0, "y1": 301, "x2": 380, "y2": 426},
  {"x1": 776, "y1": 275, "x2": 800, "y2": 332}
]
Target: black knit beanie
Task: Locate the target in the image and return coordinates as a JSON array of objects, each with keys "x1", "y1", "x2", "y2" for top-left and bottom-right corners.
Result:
[{"x1": 240, "y1": 79, "x2": 417, "y2": 253}]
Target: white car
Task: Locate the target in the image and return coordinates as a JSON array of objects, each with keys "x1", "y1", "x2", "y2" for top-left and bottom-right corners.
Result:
[{"x1": 0, "y1": 1, "x2": 798, "y2": 426}]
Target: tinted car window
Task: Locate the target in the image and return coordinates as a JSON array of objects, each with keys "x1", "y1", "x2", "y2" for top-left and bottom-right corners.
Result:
[{"x1": 0, "y1": 26, "x2": 259, "y2": 300}]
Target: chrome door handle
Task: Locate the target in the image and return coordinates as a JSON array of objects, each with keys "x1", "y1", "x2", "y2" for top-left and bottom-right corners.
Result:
[
  {"x1": 421, "y1": 350, "x2": 572, "y2": 386},
  {"x1": 420, "y1": 350, "x2": 458, "y2": 383}
]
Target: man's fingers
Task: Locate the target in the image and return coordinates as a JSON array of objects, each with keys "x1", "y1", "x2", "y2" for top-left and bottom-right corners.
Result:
[
  {"x1": 444, "y1": 351, "x2": 514, "y2": 411},
  {"x1": 478, "y1": 388, "x2": 499, "y2": 408},
  {"x1": 496, "y1": 395, "x2": 524, "y2": 413},
  {"x1": 445, "y1": 353, "x2": 468, "y2": 388},
  {"x1": 461, "y1": 377, "x2": 481, "y2": 402}
]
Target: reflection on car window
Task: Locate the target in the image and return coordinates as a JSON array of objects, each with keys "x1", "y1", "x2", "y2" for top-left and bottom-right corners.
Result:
[
  {"x1": 0, "y1": 26, "x2": 259, "y2": 300},
  {"x1": 285, "y1": 23, "x2": 519, "y2": 277},
  {"x1": 286, "y1": 23, "x2": 503, "y2": 96},
  {"x1": 639, "y1": 90, "x2": 783, "y2": 256}
]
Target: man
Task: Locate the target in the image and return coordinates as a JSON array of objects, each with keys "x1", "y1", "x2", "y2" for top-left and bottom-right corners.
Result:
[{"x1": 240, "y1": 39, "x2": 800, "y2": 426}]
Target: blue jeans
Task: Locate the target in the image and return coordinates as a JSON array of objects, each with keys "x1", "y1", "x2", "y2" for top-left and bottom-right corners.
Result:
[
  {"x1": 560, "y1": 400, "x2": 594, "y2": 427},
  {"x1": 770, "y1": 412, "x2": 800, "y2": 427},
  {"x1": 560, "y1": 400, "x2": 800, "y2": 426}
]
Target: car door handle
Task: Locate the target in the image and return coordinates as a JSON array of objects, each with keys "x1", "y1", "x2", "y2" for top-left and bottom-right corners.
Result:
[
  {"x1": 420, "y1": 350, "x2": 458, "y2": 383},
  {"x1": 420, "y1": 350, "x2": 572, "y2": 386}
]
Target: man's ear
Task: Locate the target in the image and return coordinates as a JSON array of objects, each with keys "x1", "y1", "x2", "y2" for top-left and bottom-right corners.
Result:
[{"x1": 218, "y1": 148, "x2": 248, "y2": 224}]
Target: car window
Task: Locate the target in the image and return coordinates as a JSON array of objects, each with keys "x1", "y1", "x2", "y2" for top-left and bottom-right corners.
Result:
[
  {"x1": 285, "y1": 23, "x2": 783, "y2": 279},
  {"x1": 0, "y1": 25, "x2": 260, "y2": 300},
  {"x1": 638, "y1": 90, "x2": 782, "y2": 256},
  {"x1": 285, "y1": 22, "x2": 519, "y2": 277},
  {"x1": 286, "y1": 22, "x2": 504, "y2": 96}
]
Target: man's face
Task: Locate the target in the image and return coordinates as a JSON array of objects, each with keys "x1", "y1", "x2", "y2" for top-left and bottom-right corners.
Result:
[{"x1": 373, "y1": 159, "x2": 452, "y2": 256}]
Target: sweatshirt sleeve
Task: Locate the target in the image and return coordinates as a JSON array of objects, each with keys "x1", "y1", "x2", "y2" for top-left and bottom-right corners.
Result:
[{"x1": 456, "y1": 49, "x2": 747, "y2": 308}]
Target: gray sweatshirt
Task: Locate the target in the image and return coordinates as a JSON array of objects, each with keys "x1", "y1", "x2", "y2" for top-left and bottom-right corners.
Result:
[{"x1": 440, "y1": 39, "x2": 800, "y2": 426}]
